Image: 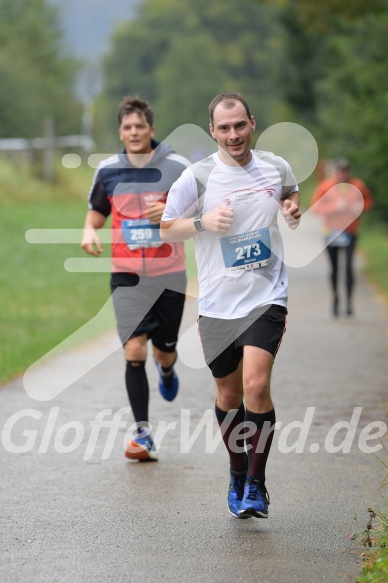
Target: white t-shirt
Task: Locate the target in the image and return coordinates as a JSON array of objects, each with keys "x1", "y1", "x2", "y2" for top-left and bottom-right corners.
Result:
[{"x1": 162, "y1": 150, "x2": 298, "y2": 319}]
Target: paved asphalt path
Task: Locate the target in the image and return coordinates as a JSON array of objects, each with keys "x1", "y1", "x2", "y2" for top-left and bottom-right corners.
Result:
[{"x1": 1, "y1": 214, "x2": 387, "y2": 583}]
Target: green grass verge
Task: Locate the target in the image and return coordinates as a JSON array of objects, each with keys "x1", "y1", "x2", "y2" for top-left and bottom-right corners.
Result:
[
  {"x1": 356, "y1": 515, "x2": 388, "y2": 583},
  {"x1": 355, "y1": 459, "x2": 388, "y2": 583},
  {"x1": 0, "y1": 157, "x2": 113, "y2": 383},
  {"x1": 359, "y1": 222, "x2": 388, "y2": 306}
]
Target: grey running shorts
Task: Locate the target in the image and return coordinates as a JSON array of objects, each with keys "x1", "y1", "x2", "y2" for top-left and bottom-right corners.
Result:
[{"x1": 110, "y1": 271, "x2": 186, "y2": 352}]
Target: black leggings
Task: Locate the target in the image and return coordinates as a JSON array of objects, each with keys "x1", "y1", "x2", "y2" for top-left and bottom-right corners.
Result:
[{"x1": 326, "y1": 235, "x2": 357, "y2": 302}]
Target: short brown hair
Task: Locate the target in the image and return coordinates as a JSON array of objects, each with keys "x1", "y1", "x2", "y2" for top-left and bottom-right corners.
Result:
[
  {"x1": 117, "y1": 95, "x2": 154, "y2": 127},
  {"x1": 208, "y1": 92, "x2": 252, "y2": 126}
]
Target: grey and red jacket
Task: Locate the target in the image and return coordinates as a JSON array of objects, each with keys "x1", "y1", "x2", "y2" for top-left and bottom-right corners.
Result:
[{"x1": 88, "y1": 140, "x2": 189, "y2": 276}]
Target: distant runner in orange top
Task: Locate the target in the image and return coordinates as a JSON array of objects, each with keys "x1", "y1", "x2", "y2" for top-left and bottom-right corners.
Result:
[{"x1": 311, "y1": 158, "x2": 373, "y2": 317}]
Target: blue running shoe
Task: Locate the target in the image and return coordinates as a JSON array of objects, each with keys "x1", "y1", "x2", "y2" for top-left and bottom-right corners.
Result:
[
  {"x1": 125, "y1": 429, "x2": 158, "y2": 461},
  {"x1": 156, "y1": 363, "x2": 179, "y2": 401},
  {"x1": 228, "y1": 468, "x2": 251, "y2": 519},
  {"x1": 238, "y1": 476, "x2": 270, "y2": 519}
]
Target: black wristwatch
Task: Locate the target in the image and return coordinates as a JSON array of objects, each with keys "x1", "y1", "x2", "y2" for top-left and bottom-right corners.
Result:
[{"x1": 194, "y1": 215, "x2": 204, "y2": 232}]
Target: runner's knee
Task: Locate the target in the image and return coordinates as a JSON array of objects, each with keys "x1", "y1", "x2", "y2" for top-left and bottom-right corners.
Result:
[
  {"x1": 244, "y1": 375, "x2": 271, "y2": 402},
  {"x1": 124, "y1": 336, "x2": 147, "y2": 361}
]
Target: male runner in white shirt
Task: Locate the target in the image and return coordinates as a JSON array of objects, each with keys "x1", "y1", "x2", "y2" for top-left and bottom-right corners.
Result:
[{"x1": 161, "y1": 92, "x2": 301, "y2": 519}]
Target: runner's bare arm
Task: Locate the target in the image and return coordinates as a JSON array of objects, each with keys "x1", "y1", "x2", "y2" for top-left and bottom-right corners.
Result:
[
  {"x1": 161, "y1": 206, "x2": 234, "y2": 241},
  {"x1": 160, "y1": 217, "x2": 197, "y2": 241},
  {"x1": 81, "y1": 210, "x2": 106, "y2": 256}
]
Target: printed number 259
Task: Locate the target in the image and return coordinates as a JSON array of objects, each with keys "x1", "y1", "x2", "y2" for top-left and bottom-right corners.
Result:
[{"x1": 131, "y1": 228, "x2": 153, "y2": 240}]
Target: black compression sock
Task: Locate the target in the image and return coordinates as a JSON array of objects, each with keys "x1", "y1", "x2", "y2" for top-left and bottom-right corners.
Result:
[
  {"x1": 125, "y1": 360, "x2": 149, "y2": 425},
  {"x1": 245, "y1": 408, "x2": 276, "y2": 483},
  {"x1": 215, "y1": 403, "x2": 247, "y2": 472}
]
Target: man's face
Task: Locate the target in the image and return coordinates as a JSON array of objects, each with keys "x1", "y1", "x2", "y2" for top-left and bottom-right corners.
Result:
[
  {"x1": 209, "y1": 101, "x2": 255, "y2": 166},
  {"x1": 118, "y1": 112, "x2": 155, "y2": 155}
]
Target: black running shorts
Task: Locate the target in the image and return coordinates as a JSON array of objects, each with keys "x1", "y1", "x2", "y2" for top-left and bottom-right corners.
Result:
[
  {"x1": 198, "y1": 304, "x2": 287, "y2": 378},
  {"x1": 110, "y1": 271, "x2": 186, "y2": 353}
]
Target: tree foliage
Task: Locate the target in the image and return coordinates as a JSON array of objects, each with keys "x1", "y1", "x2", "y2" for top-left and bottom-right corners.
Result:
[
  {"x1": 98, "y1": 0, "x2": 283, "y2": 143},
  {"x1": 263, "y1": 0, "x2": 388, "y2": 218},
  {"x1": 315, "y1": 12, "x2": 388, "y2": 218},
  {"x1": 0, "y1": 0, "x2": 81, "y2": 138}
]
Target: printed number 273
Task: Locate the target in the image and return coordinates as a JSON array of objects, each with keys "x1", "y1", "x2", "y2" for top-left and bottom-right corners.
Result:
[{"x1": 235, "y1": 243, "x2": 261, "y2": 260}]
